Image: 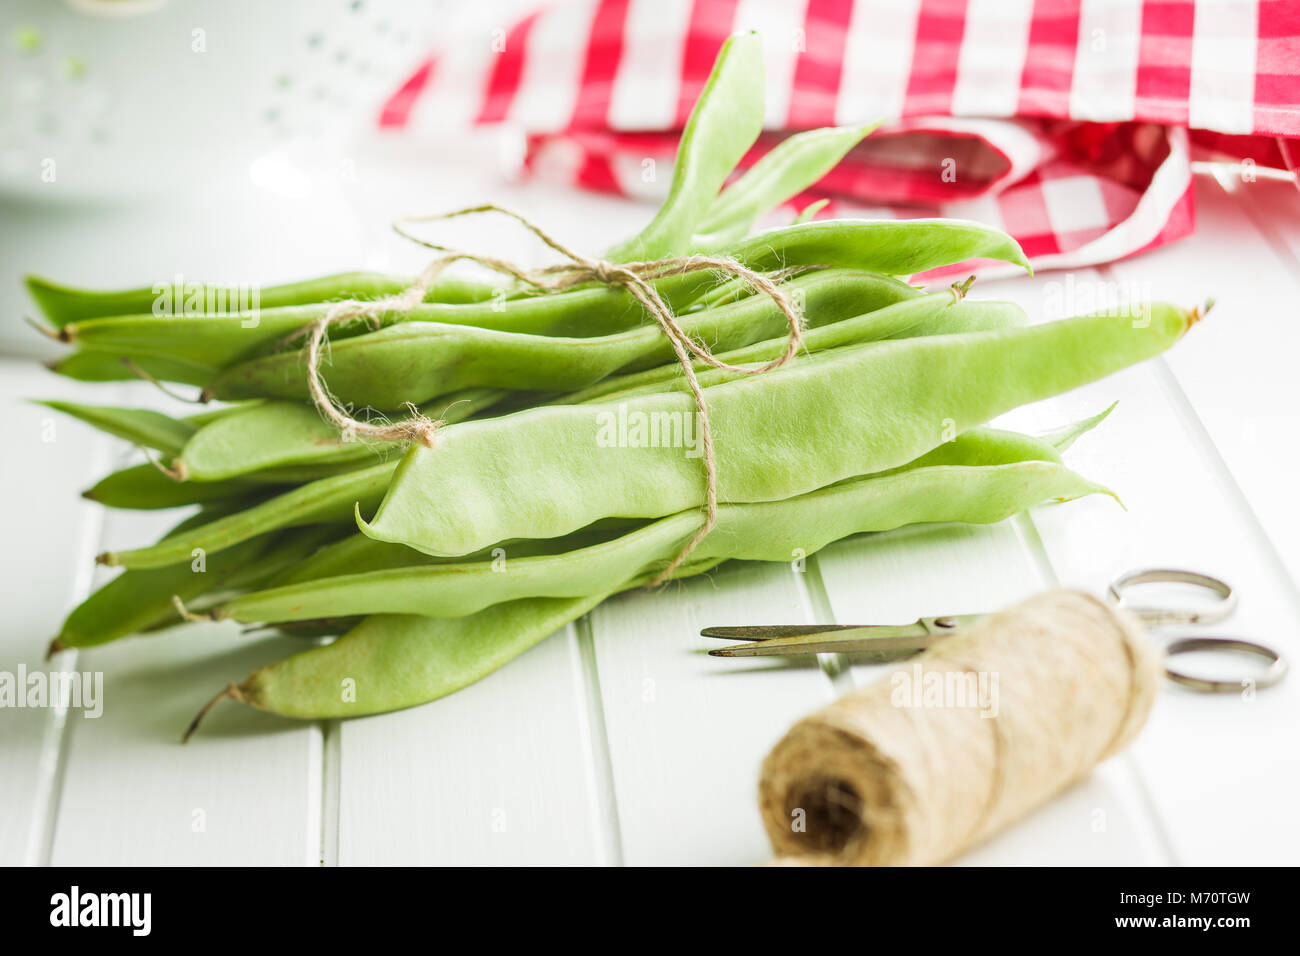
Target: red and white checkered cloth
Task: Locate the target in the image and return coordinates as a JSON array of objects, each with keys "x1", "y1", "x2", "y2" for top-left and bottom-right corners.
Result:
[{"x1": 379, "y1": 0, "x2": 1300, "y2": 275}]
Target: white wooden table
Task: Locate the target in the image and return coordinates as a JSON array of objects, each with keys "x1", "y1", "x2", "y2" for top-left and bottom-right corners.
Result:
[{"x1": 2, "y1": 137, "x2": 1298, "y2": 866}]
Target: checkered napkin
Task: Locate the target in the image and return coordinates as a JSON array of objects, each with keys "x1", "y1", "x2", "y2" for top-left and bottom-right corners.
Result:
[{"x1": 379, "y1": 0, "x2": 1300, "y2": 275}]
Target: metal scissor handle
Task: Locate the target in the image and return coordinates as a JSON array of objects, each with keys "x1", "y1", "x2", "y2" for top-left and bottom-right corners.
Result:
[
  {"x1": 1162, "y1": 637, "x2": 1289, "y2": 693},
  {"x1": 1106, "y1": 568, "x2": 1237, "y2": 626}
]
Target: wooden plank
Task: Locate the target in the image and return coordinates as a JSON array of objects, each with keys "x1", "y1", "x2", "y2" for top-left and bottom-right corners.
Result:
[
  {"x1": 1104, "y1": 176, "x2": 1300, "y2": 587},
  {"x1": 0, "y1": 363, "x2": 113, "y2": 865},
  {"x1": 588, "y1": 560, "x2": 836, "y2": 866},
  {"x1": 975, "y1": 262, "x2": 1300, "y2": 865},
  {"x1": 47, "y1": 504, "x2": 324, "y2": 866},
  {"x1": 337, "y1": 623, "x2": 611, "y2": 866}
]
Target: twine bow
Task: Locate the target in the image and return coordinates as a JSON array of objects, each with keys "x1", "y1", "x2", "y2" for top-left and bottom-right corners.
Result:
[{"x1": 301, "y1": 204, "x2": 806, "y2": 583}]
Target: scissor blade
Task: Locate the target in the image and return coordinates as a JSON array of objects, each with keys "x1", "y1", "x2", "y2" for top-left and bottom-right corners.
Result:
[
  {"x1": 699, "y1": 624, "x2": 870, "y2": 641},
  {"x1": 707, "y1": 621, "x2": 934, "y2": 658}
]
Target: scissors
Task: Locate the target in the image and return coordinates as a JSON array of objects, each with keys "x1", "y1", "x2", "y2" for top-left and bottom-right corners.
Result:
[{"x1": 702, "y1": 568, "x2": 1289, "y2": 693}]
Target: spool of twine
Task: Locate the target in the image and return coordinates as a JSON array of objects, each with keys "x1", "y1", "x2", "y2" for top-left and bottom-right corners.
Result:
[{"x1": 757, "y1": 589, "x2": 1161, "y2": 866}]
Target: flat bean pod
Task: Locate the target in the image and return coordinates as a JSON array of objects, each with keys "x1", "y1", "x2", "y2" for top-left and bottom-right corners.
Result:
[
  {"x1": 101, "y1": 462, "x2": 396, "y2": 569},
  {"x1": 605, "y1": 34, "x2": 765, "y2": 261},
  {"x1": 362, "y1": 304, "x2": 1193, "y2": 557},
  {"x1": 53, "y1": 523, "x2": 343, "y2": 650},
  {"x1": 691, "y1": 123, "x2": 881, "y2": 249},
  {"x1": 559, "y1": 290, "x2": 1026, "y2": 406},
  {"x1": 205, "y1": 269, "x2": 920, "y2": 406},
  {"x1": 177, "y1": 388, "x2": 507, "y2": 481},
  {"x1": 26, "y1": 270, "x2": 497, "y2": 329},
  {"x1": 37, "y1": 400, "x2": 197, "y2": 456},
  {"x1": 47, "y1": 350, "x2": 217, "y2": 387},
  {"x1": 216, "y1": 426, "x2": 1109, "y2": 624}
]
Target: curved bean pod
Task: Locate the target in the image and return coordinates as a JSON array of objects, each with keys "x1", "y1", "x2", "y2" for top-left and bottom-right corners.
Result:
[
  {"x1": 216, "y1": 427, "x2": 1109, "y2": 624},
  {"x1": 57, "y1": 283, "x2": 662, "y2": 371},
  {"x1": 361, "y1": 303, "x2": 1193, "y2": 557},
  {"x1": 205, "y1": 269, "x2": 919, "y2": 406},
  {"x1": 46, "y1": 350, "x2": 217, "y2": 387},
  {"x1": 559, "y1": 290, "x2": 1026, "y2": 406},
  {"x1": 605, "y1": 34, "x2": 764, "y2": 261},
  {"x1": 691, "y1": 123, "x2": 882, "y2": 249},
  {"x1": 37, "y1": 400, "x2": 197, "y2": 456},
  {"x1": 177, "y1": 388, "x2": 507, "y2": 482},
  {"x1": 100, "y1": 462, "x2": 396, "y2": 568},
  {"x1": 26, "y1": 270, "x2": 497, "y2": 329}
]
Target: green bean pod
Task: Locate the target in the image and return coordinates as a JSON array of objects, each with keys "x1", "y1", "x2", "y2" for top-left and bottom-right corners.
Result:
[
  {"x1": 605, "y1": 33, "x2": 765, "y2": 261},
  {"x1": 176, "y1": 388, "x2": 507, "y2": 482},
  {"x1": 36, "y1": 400, "x2": 197, "y2": 456},
  {"x1": 690, "y1": 123, "x2": 882, "y2": 250},
  {"x1": 559, "y1": 289, "x2": 1025, "y2": 406},
  {"x1": 362, "y1": 303, "x2": 1194, "y2": 557},
  {"x1": 100, "y1": 462, "x2": 396, "y2": 568},
  {"x1": 46, "y1": 350, "x2": 217, "y2": 387},
  {"x1": 26, "y1": 271, "x2": 498, "y2": 329},
  {"x1": 205, "y1": 269, "x2": 920, "y2": 406},
  {"x1": 214, "y1": 426, "x2": 1110, "y2": 625}
]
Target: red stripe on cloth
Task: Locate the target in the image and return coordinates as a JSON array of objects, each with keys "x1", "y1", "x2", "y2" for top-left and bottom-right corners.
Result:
[
  {"x1": 1255, "y1": 0, "x2": 1300, "y2": 131},
  {"x1": 570, "y1": 0, "x2": 632, "y2": 129},
  {"x1": 787, "y1": 0, "x2": 854, "y2": 128},
  {"x1": 576, "y1": 151, "x2": 623, "y2": 193},
  {"x1": 1017, "y1": 0, "x2": 1081, "y2": 120},
  {"x1": 1127, "y1": 179, "x2": 1196, "y2": 258},
  {"x1": 476, "y1": 9, "x2": 544, "y2": 124},
  {"x1": 996, "y1": 171, "x2": 1062, "y2": 257},
  {"x1": 901, "y1": 0, "x2": 968, "y2": 117},
  {"x1": 676, "y1": 0, "x2": 742, "y2": 126},
  {"x1": 1133, "y1": 0, "x2": 1194, "y2": 126},
  {"x1": 379, "y1": 57, "x2": 435, "y2": 128}
]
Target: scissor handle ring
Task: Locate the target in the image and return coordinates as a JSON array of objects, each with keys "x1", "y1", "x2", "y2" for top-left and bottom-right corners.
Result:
[
  {"x1": 1162, "y1": 637, "x2": 1288, "y2": 693},
  {"x1": 1106, "y1": 568, "x2": 1237, "y2": 626}
]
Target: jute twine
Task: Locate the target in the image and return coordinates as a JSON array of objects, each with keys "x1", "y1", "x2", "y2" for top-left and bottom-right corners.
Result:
[
  {"x1": 758, "y1": 590, "x2": 1161, "y2": 866},
  {"x1": 296, "y1": 204, "x2": 806, "y2": 584}
]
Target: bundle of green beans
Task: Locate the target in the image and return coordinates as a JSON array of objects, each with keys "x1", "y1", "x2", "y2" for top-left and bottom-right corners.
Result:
[{"x1": 30, "y1": 34, "x2": 1201, "y2": 734}]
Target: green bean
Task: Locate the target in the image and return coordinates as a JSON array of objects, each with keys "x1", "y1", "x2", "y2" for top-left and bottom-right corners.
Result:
[
  {"x1": 1037, "y1": 401, "x2": 1117, "y2": 452},
  {"x1": 192, "y1": 593, "x2": 612, "y2": 728},
  {"x1": 51, "y1": 509, "x2": 273, "y2": 650},
  {"x1": 100, "y1": 462, "x2": 396, "y2": 568},
  {"x1": 215, "y1": 425, "x2": 1109, "y2": 624},
  {"x1": 691, "y1": 123, "x2": 881, "y2": 250},
  {"x1": 26, "y1": 271, "x2": 498, "y2": 329},
  {"x1": 84, "y1": 464, "x2": 275, "y2": 510},
  {"x1": 177, "y1": 388, "x2": 507, "y2": 482},
  {"x1": 45, "y1": 350, "x2": 216, "y2": 387},
  {"x1": 36, "y1": 400, "x2": 197, "y2": 455},
  {"x1": 361, "y1": 303, "x2": 1193, "y2": 557},
  {"x1": 58, "y1": 279, "x2": 697, "y2": 372},
  {"x1": 270, "y1": 519, "x2": 639, "y2": 587},
  {"x1": 605, "y1": 33, "x2": 764, "y2": 261},
  {"x1": 558, "y1": 288, "x2": 1025, "y2": 406},
  {"x1": 205, "y1": 269, "x2": 919, "y2": 406}
]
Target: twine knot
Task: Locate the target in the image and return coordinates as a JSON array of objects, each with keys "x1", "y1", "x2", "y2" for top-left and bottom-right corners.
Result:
[{"x1": 299, "y1": 204, "x2": 806, "y2": 584}]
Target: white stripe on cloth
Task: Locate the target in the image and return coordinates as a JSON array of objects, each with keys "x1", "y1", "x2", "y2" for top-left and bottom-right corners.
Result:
[
  {"x1": 952, "y1": 0, "x2": 1034, "y2": 118},
  {"x1": 609, "y1": 0, "x2": 692, "y2": 130},
  {"x1": 836, "y1": 0, "x2": 923, "y2": 125},
  {"x1": 1070, "y1": 0, "x2": 1144, "y2": 122},
  {"x1": 510, "y1": 0, "x2": 598, "y2": 131},
  {"x1": 1190, "y1": 0, "x2": 1259, "y2": 134},
  {"x1": 404, "y1": 13, "x2": 502, "y2": 133},
  {"x1": 1031, "y1": 127, "x2": 1192, "y2": 272},
  {"x1": 734, "y1": 0, "x2": 811, "y2": 129}
]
